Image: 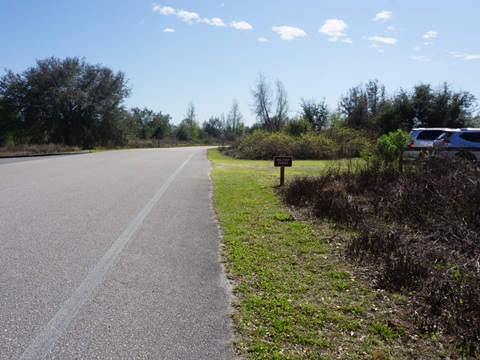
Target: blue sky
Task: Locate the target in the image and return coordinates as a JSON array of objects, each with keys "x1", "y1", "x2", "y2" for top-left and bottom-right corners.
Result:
[{"x1": 1, "y1": 0, "x2": 479, "y2": 126}]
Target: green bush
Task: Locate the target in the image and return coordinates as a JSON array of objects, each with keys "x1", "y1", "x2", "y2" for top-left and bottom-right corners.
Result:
[
  {"x1": 283, "y1": 119, "x2": 312, "y2": 137},
  {"x1": 376, "y1": 129, "x2": 410, "y2": 163},
  {"x1": 295, "y1": 133, "x2": 336, "y2": 159},
  {"x1": 225, "y1": 128, "x2": 372, "y2": 160},
  {"x1": 232, "y1": 130, "x2": 293, "y2": 159}
]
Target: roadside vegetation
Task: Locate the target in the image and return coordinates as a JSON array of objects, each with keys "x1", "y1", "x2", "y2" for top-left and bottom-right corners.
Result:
[
  {"x1": 281, "y1": 156, "x2": 480, "y2": 357},
  {"x1": 221, "y1": 128, "x2": 370, "y2": 160},
  {"x1": 210, "y1": 149, "x2": 475, "y2": 359},
  {"x1": 0, "y1": 143, "x2": 81, "y2": 157}
]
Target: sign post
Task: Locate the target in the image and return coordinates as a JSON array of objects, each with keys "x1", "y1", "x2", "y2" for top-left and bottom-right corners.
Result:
[{"x1": 274, "y1": 156, "x2": 293, "y2": 186}]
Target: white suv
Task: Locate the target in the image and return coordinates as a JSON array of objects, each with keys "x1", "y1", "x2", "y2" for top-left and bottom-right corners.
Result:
[
  {"x1": 434, "y1": 128, "x2": 480, "y2": 161},
  {"x1": 404, "y1": 128, "x2": 455, "y2": 158}
]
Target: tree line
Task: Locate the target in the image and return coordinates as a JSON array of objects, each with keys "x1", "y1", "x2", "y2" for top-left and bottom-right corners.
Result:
[
  {"x1": 1, "y1": 57, "x2": 478, "y2": 148},
  {"x1": 251, "y1": 75, "x2": 478, "y2": 137},
  {"x1": 0, "y1": 57, "x2": 245, "y2": 148}
]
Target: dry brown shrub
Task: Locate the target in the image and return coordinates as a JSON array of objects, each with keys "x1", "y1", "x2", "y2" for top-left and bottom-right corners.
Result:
[{"x1": 281, "y1": 157, "x2": 480, "y2": 356}]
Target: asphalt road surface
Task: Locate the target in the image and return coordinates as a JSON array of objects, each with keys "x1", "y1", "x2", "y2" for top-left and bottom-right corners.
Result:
[{"x1": 0, "y1": 148, "x2": 235, "y2": 359}]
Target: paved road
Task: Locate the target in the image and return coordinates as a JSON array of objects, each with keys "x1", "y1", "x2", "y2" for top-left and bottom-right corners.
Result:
[{"x1": 0, "y1": 148, "x2": 235, "y2": 359}]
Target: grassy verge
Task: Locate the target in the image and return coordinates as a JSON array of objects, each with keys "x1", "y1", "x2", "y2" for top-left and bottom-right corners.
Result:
[
  {"x1": 209, "y1": 149, "x2": 455, "y2": 359},
  {"x1": 0, "y1": 143, "x2": 82, "y2": 157}
]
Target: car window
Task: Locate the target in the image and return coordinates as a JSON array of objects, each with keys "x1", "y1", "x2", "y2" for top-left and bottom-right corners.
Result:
[
  {"x1": 437, "y1": 132, "x2": 453, "y2": 140},
  {"x1": 460, "y1": 132, "x2": 480, "y2": 143},
  {"x1": 416, "y1": 130, "x2": 445, "y2": 140}
]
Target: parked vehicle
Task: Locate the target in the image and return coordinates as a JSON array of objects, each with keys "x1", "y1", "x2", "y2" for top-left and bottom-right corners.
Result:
[
  {"x1": 404, "y1": 128, "x2": 455, "y2": 158},
  {"x1": 434, "y1": 128, "x2": 480, "y2": 161},
  {"x1": 432, "y1": 129, "x2": 461, "y2": 148}
]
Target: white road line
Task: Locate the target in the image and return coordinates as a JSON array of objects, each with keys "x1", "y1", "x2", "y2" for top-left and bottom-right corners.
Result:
[{"x1": 19, "y1": 152, "x2": 195, "y2": 360}]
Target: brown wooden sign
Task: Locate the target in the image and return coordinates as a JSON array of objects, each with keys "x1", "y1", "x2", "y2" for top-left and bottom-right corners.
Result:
[
  {"x1": 274, "y1": 156, "x2": 293, "y2": 167},
  {"x1": 274, "y1": 156, "x2": 292, "y2": 186}
]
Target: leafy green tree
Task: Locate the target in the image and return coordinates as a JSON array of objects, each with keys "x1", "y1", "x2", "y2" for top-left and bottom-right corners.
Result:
[
  {"x1": 339, "y1": 81, "x2": 476, "y2": 134},
  {"x1": 410, "y1": 83, "x2": 476, "y2": 128},
  {"x1": 0, "y1": 98, "x2": 21, "y2": 145},
  {"x1": 386, "y1": 89, "x2": 417, "y2": 132},
  {"x1": 300, "y1": 98, "x2": 330, "y2": 131},
  {"x1": 175, "y1": 121, "x2": 191, "y2": 141},
  {"x1": 128, "y1": 107, "x2": 155, "y2": 139},
  {"x1": 0, "y1": 56, "x2": 130, "y2": 148},
  {"x1": 150, "y1": 112, "x2": 172, "y2": 141},
  {"x1": 283, "y1": 118, "x2": 312, "y2": 137},
  {"x1": 203, "y1": 116, "x2": 224, "y2": 138},
  {"x1": 127, "y1": 107, "x2": 172, "y2": 141},
  {"x1": 338, "y1": 79, "x2": 387, "y2": 131}
]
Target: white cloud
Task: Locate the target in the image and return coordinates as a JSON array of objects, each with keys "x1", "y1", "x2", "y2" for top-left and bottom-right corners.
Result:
[
  {"x1": 229, "y1": 21, "x2": 252, "y2": 30},
  {"x1": 374, "y1": 11, "x2": 392, "y2": 22},
  {"x1": 465, "y1": 54, "x2": 480, "y2": 60},
  {"x1": 423, "y1": 31, "x2": 438, "y2": 39},
  {"x1": 272, "y1": 26, "x2": 307, "y2": 41},
  {"x1": 367, "y1": 36, "x2": 397, "y2": 52},
  {"x1": 203, "y1": 17, "x2": 226, "y2": 27},
  {"x1": 319, "y1": 19, "x2": 351, "y2": 43},
  {"x1": 368, "y1": 36, "x2": 397, "y2": 45},
  {"x1": 385, "y1": 25, "x2": 397, "y2": 34},
  {"x1": 153, "y1": 4, "x2": 252, "y2": 31},
  {"x1": 411, "y1": 55, "x2": 428, "y2": 62},
  {"x1": 177, "y1": 10, "x2": 201, "y2": 24},
  {"x1": 163, "y1": 27, "x2": 175, "y2": 33},
  {"x1": 450, "y1": 52, "x2": 480, "y2": 60},
  {"x1": 258, "y1": 37, "x2": 268, "y2": 43},
  {"x1": 152, "y1": 5, "x2": 201, "y2": 24},
  {"x1": 153, "y1": 5, "x2": 176, "y2": 16},
  {"x1": 369, "y1": 43, "x2": 384, "y2": 53}
]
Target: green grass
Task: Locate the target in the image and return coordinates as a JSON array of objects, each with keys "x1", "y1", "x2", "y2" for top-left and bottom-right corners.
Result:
[{"x1": 209, "y1": 149, "x2": 453, "y2": 359}]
